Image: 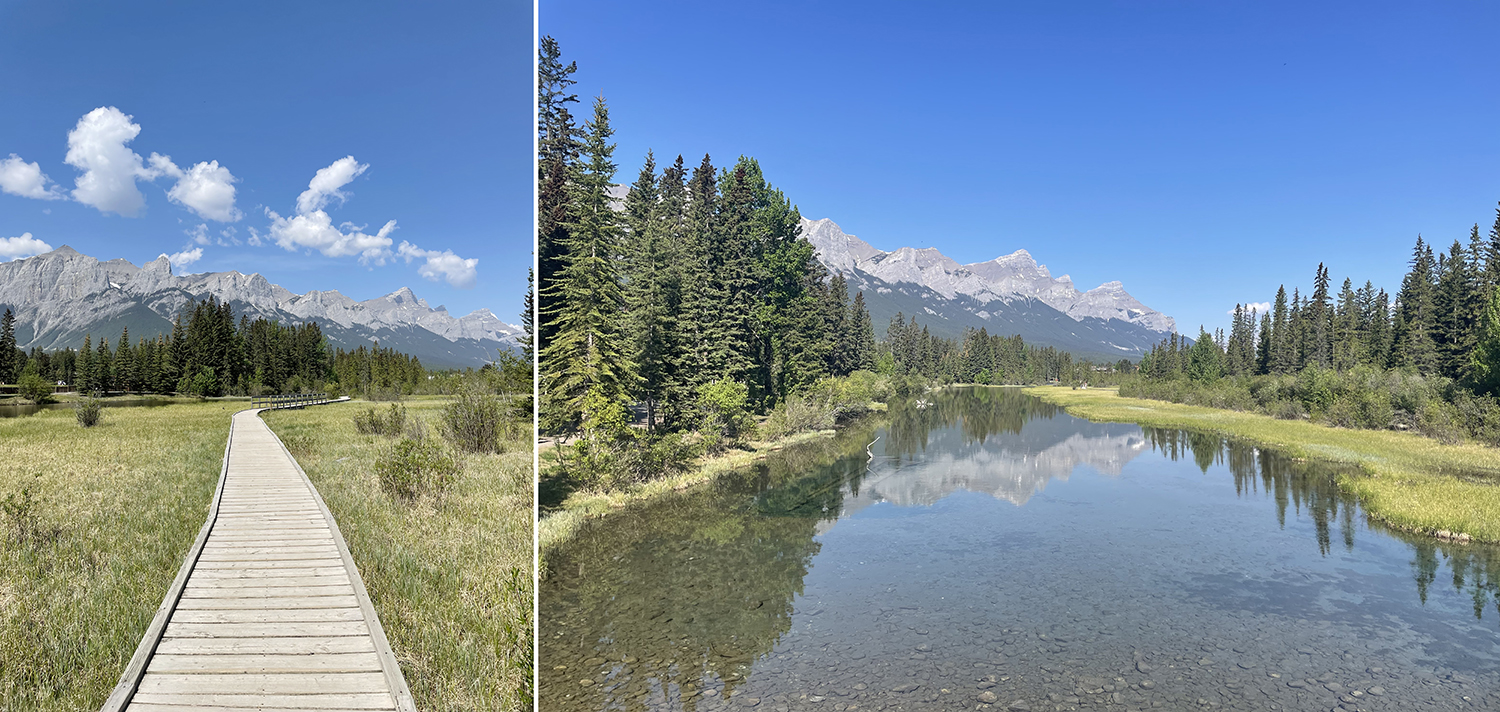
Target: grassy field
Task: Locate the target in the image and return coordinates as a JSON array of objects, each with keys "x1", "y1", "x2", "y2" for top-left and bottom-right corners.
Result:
[
  {"x1": 263, "y1": 399, "x2": 533, "y2": 712},
  {"x1": 1026, "y1": 386, "x2": 1500, "y2": 542},
  {"x1": 0, "y1": 398, "x2": 234, "y2": 711}
]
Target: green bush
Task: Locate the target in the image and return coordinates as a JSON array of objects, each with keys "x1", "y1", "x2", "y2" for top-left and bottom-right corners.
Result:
[
  {"x1": 375, "y1": 432, "x2": 459, "y2": 500},
  {"x1": 696, "y1": 378, "x2": 754, "y2": 453},
  {"x1": 442, "y1": 389, "x2": 509, "y2": 454},
  {"x1": 75, "y1": 395, "x2": 103, "y2": 427},
  {"x1": 16, "y1": 363, "x2": 50, "y2": 404}
]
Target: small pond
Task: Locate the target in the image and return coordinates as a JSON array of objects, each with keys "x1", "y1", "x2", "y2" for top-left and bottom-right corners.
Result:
[
  {"x1": 0, "y1": 397, "x2": 176, "y2": 418},
  {"x1": 542, "y1": 387, "x2": 1500, "y2": 712}
]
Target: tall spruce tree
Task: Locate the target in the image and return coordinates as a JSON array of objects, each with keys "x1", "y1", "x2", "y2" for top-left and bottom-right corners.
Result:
[
  {"x1": 0, "y1": 308, "x2": 15, "y2": 383},
  {"x1": 540, "y1": 95, "x2": 629, "y2": 435},
  {"x1": 1270, "y1": 285, "x2": 1294, "y2": 374},
  {"x1": 537, "y1": 36, "x2": 582, "y2": 364},
  {"x1": 1392, "y1": 236, "x2": 1440, "y2": 373}
]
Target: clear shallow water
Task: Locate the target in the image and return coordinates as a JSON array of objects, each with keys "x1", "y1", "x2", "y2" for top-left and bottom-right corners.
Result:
[{"x1": 542, "y1": 387, "x2": 1500, "y2": 712}]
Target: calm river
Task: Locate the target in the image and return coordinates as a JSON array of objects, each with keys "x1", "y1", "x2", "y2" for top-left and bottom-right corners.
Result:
[{"x1": 542, "y1": 387, "x2": 1500, "y2": 712}]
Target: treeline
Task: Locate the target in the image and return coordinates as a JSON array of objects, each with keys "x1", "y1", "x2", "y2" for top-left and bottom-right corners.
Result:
[
  {"x1": 883, "y1": 314, "x2": 1129, "y2": 386},
  {"x1": 0, "y1": 299, "x2": 443, "y2": 399},
  {"x1": 1131, "y1": 215, "x2": 1500, "y2": 443},
  {"x1": 537, "y1": 36, "x2": 876, "y2": 449}
]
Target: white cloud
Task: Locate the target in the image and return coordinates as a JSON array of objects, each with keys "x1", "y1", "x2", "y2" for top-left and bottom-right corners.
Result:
[
  {"x1": 397, "y1": 241, "x2": 478, "y2": 289},
  {"x1": 296, "y1": 156, "x2": 367, "y2": 214},
  {"x1": 1228, "y1": 302, "x2": 1271, "y2": 316},
  {"x1": 0, "y1": 233, "x2": 53, "y2": 261},
  {"x1": 168, "y1": 247, "x2": 203, "y2": 270},
  {"x1": 149, "y1": 154, "x2": 242, "y2": 222},
  {"x1": 246, "y1": 226, "x2": 263, "y2": 247},
  {"x1": 0, "y1": 154, "x2": 64, "y2": 200},
  {"x1": 65, "y1": 106, "x2": 154, "y2": 216},
  {"x1": 187, "y1": 223, "x2": 211, "y2": 245},
  {"x1": 267, "y1": 208, "x2": 396, "y2": 264},
  {"x1": 218, "y1": 225, "x2": 240, "y2": 246},
  {"x1": 264, "y1": 156, "x2": 395, "y2": 264}
]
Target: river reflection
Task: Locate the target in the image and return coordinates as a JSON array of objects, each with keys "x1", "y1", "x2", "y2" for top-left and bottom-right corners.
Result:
[{"x1": 543, "y1": 387, "x2": 1500, "y2": 712}]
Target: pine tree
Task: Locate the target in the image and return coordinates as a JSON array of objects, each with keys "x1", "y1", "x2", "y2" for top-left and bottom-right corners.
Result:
[
  {"x1": 1255, "y1": 311, "x2": 1273, "y2": 374},
  {"x1": 0, "y1": 308, "x2": 15, "y2": 383},
  {"x1": 1435, "y1": 238, "x2": 1481, "y2": 379},
  {"x1": 622, "y1": 151, "x2": 675, "y2": 430},
  {"x1": 1392, "y1": 236, "x2": 1440, "y2": 373},
  {"x1": 848, "y1": 291, "x2": 876, "y2": 371},
  {"x1": 537, "y1": 36, "x2": 582, "y2": 364},
  {"x1": 1333, "y1": 278, "x2": 1359, "y2": 371},
  {"x1": 1270, "y1": 285, "x2": 1294, "y2": 374},
  {"x1": 1307, "y1": 264, "x2": 1333, "y2": 368},
  {"x1": 1468, "y1": 286, "x2": 1500, "y2": 396},
  {"x1": 79, "y1": 334, "x2": 94, "y2": 392},
  {"x1": 540, "y1": 95, "x2": 629, "y2": 435}
]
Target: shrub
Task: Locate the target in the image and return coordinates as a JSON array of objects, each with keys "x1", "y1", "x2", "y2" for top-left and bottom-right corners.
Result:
[
  {"x1": 352, "y1": 403, "x2": 407, "y2": 436},
  {"x1": 442, "y1": 389, "x2": 509, "y2": 454},
  {"x1": 696, "y1": 378, "x2": 754, "y2": 453},
  {"x1": 17, "y1": 368, "x2": 50, "y2": 404},
  {"x1": 375, "y1": 433, "x2": 459, "y2": 500},
  {"x1": 615, "y1": 432, "x2": 696, "y2": 486},
  {"x1": 75, "y1": 395, "x2": 103, "y2": 427}
]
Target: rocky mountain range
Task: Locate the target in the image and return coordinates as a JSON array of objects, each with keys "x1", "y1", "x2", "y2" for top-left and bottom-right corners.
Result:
[
  {"x1": 803, "y1": 217, "x2": 1176, "y2": 358},
  {"x1": 0, "y1": 246, "x2": 522, "y2": 369}
]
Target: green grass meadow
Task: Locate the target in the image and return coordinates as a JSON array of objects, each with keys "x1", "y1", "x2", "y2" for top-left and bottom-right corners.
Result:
[
  {"x1": 0, "y1": 398, "x2": 232, "y2": 711},
  {"x1": 264, "y1": 398, "x2": 534, "y2": 711}
]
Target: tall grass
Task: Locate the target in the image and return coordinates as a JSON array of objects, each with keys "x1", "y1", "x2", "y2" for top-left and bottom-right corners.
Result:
[
  {"x1": 263, "y1": 399, "x2": 533, "y2": 711},
  {"x1": 0, "y1": 399, "x2": 231, "y2": 710}
]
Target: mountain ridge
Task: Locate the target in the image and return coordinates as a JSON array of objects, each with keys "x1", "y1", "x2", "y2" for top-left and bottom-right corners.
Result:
[
  {"x1": 0, "y1": 246, "x2": 522, "y2": 369},
  {"x1": 801, "y1": 217, "x2": 1176, "y2": 358}
]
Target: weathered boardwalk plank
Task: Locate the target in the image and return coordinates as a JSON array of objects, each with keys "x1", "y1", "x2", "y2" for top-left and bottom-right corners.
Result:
[{"x1": 104, "y1": 403, "x2": 414, "y2": 712}]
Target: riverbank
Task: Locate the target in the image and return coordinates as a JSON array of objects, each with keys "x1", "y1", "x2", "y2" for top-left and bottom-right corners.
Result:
[
  {"x1": 263, "y1": 399, "x2": 533, "y2": 712},
  {"x1": 539, "y1": 427, "x2": 847, "y2": 557},
  {"x1": 1025, "y1": 386, "x2": 1500, "y2": 542},
  {"x1": 0, "y1": 400, "x2": 233, "y2": 710}
]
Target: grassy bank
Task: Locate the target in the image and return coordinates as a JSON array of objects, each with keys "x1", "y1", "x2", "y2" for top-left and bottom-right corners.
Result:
[
  {"x1": 263, "y1": 399, "x2": 533, "y2": 712},
  {"x1": 1025, "y1": 386, "x2": 1500, "y2": 542},
  {"x1": 539, "y1": 427, "x2": 840, "y2": 556},
  {"x1": 0, "y1": 400, "x2": 234, "y2": 710}
]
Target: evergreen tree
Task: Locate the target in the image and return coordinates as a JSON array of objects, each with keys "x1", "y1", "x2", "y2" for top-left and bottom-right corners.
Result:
[
  {"x1": 1255, "y1": 311, "x2": 1273, "y2": 374},
  {"x1": 848, "y1": 291, "x2": 876, "y2": 371},
  {"x1": 540, "y1": 95, "x2": 629, "y2": 435},
  {"x1": 1468, "y1": 286, "x2": 1500, "y2": 396},
  {"x1": 0, "y1": 308, "x2": 14, "y2": 383},
  {"x1": 1270, "y1": 285, "x2": 1294, "y2": 374},
  {"x1": 1307, "y1": 264, "x2": 1333, "y2": 368},
  {"x1": 1392, "y1": 236, "x2": 1440, "y2": 373},
  {"x1": 622, "y1": 151, "x2": 676, "y2": 430},
  {"x1": 1434, "y1": 238, "x2": 1482, "y2": 380},
  {"x1": 537, "y1": 35, "x2": 582, "y2": 364}
]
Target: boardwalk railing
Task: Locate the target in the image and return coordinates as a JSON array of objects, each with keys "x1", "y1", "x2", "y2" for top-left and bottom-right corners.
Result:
[{"x1": 251, "y1": 392, "x2": 334, "y2": 410}]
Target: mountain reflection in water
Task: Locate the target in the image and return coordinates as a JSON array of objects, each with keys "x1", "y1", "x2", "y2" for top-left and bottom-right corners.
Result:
[{"x1": 542, "y1": 387, "x2": 1500, "y2": 712}]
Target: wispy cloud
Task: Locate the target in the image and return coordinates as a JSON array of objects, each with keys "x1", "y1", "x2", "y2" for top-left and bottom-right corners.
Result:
[
  {"x1": 1228, "y1": 302, "x2": 1271, "y2": 316},
  {"x1": 398, "y1": 241, "x2": 479, "y2": 289}
]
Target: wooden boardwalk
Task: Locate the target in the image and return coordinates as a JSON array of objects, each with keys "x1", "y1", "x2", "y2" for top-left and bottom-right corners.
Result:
[{"x1": 105, "y1": 403, "x2": 415, "y2": 712}]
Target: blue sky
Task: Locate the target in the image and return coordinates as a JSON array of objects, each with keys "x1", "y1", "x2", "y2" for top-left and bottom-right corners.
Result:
[
  {"x1": 544, "y1": 1, "x2": 1500, "y2": 335},
  {"x1": 0, "y1": 0, "x2": 532, "y2": 325}
]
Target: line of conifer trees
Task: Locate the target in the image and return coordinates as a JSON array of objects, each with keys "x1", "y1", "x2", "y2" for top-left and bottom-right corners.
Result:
[
  {"x1": 0, "y1": 298, "x2": 429, "y2": 398},
  {"x1": 1140, "y1": 214, "x2": 1500, "y2": 397},
  {"x1": 536, "y1": 37, "x2": 877, "y2": 440},
  {"x1": 882, "y1": 314, "x2": 1119, "y2": 385}
]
